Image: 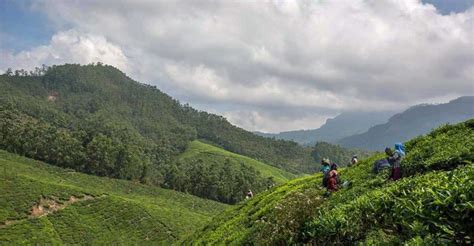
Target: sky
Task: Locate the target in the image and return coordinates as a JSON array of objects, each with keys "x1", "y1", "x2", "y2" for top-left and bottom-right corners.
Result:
[{"x1": 1, "y1": 0, "x2": 473, "y2": 133}]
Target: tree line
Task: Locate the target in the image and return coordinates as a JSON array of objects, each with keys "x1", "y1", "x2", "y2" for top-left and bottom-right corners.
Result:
[{"x1": 0, "y1": 106, "x2": 274, "y2": 203}]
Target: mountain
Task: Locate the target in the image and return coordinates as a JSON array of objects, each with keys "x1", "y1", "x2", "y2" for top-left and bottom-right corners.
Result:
[
  {"x1": 0, "y1": 150, "x2": 228, "y2": 244},
  {"x1": 338, "y1": 96, "x2": 474, "y2": 150},
  {"x1": 0, "y1": 64, "x2": 317, "y2": 203},
  {"x1": 185, "y1": 119, "x2": 474, "y2": 244},
  {"x1": 255, "y1": 111, "x2": 395, "y2": 145}
]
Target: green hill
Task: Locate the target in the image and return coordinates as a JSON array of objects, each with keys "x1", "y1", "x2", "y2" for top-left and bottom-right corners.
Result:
[
  {"x1": 162, "y1": 140, "x2": 296, "y2": 204},
  {"x1": 0, "y1": 150, "x2": 228, "y2": 244},
  {"x1": 0, "y1": 106, "x2": 298, "y2": 203},
  {"x1": 0, "y1": 64, "x2": 315, "y2": 176},
  {"x1": 186, "y1": 119, "x2": 474, "y2": 244},
  {"x1": 0, "y1": 64, "x2": 317, "y2": 203},
  {"x1": 178, "y1": 140, "x2": 296, "y2": 184}
]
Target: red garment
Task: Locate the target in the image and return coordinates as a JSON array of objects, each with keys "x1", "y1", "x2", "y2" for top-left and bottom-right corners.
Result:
[
  {"x1": 390, "y1": 167, "x2": 401, "y2": 181},
  {"x1": 327, "y1": 177, "x2": 338, "y2": 192}
]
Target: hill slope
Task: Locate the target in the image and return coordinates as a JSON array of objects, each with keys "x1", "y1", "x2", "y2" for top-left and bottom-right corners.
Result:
[
  {"x1": 256, "y1": 111, "x2": 395, "y2": 145},
  {"x1": 177, "y1": 140, "x2": 296, "y2": 184},
  {"x1": 0, "y1": 63, "x2": 315, "y2": 176},
  {"x1": 338, "y1": 96, "x2": 474, "y2": 150},
  {"x1": 0, "y1": 107, "x2": 298, "y2": 203},
  {"x1": 186, "y1": 119, "x2": 474, "y2": 244},
  {"x1": 0, "y1": 150, "x2": 228, "y2": 244},
  {"x1": 0, "y1": 64, "x2": 317, "y2": 203},
  {"x1": 162, "y1": 140, "x2": 296, "y2": 204}
]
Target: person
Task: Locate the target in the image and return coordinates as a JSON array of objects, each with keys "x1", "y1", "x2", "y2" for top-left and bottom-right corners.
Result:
[
  {"x1": 395, "y1": 142, "x2": 405, "y2": 155},
  {"x1": 386, "y1": 143, "x2": 404, "y2": 181},
  {"x1": 373, "y1": 158, "x2": 390, "y2": 173},
  {"x1": 320, "y1": 158, "x2": 331, "y2": 173},
  {"x1": 350, "y1": 155, "x2": 358, "y2": 166},
  {"x1": 320, "y1": 158, "x2": 331, "y2": 187},
  {"x1": 245, "y1": 189, "x2": 254, "y2": 199},
  {"x1": 329, "y1": 163, "x2": 339, "y2": 185},
  {"x1": 327, "y1": 170, "x2": 338, "y2": 192}
]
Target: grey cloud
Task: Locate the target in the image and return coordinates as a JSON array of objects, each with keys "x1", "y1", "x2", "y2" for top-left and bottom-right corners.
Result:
[{"x1": 4, "y1": 0, "x2": 473, "y2": 132}]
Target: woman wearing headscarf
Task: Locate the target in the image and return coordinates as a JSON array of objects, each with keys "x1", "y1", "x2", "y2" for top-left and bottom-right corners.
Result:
[{"x1": 386, "y1": 143, "x2": 405, "y2": 181}]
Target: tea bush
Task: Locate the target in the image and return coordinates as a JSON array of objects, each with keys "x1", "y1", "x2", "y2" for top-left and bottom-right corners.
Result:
[
  {"x1": 402, "y1": 119, "x2": 474, "y2": 176},
  {"x1": 188, "y1": 119, "x2": 474, "y2": 244},
  {"x1": 302, "y1": 165, "x2": 474, "y2": 244}
]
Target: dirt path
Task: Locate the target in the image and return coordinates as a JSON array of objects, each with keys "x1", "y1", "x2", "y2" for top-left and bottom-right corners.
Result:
[
  {"x1": 29, "y1": 195, "x2": 95, "y2": 218},
  {"x1": 1, "y1": 195, "x2": 100, "y2": 229}
]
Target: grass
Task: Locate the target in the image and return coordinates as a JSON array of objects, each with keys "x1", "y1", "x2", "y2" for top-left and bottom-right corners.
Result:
[
  {"x1": 186, "y1": 119, "x2": 474, "y2": 244},
  {"x1": 0, "y1": 150, "x2": 229, "y2": 244},
  {"x1": 177, "y1": 140, "x2": 297, "y2": 184}
]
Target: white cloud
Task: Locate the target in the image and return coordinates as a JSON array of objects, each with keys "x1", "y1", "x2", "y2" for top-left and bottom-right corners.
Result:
[
  {"x1": 0, "y1": 29, "x2": 129, "y2": 72},
  {"x1": 2, "y1": 0, "x2": 473, "y2": 132}
]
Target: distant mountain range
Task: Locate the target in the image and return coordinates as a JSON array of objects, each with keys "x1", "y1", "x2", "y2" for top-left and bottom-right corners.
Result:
[
  {"x1": 337, "y1": 96, "x2": 474, "y2": 150},
  {"x1": 256, "y1": 96, "x2": 473, "y2": 151},
  {"x1": 255, "y1": 111, "x2": 396, "y2": 145}
]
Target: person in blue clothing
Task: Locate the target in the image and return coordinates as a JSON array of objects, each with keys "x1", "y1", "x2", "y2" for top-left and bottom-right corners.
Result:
[
  {"x1": 320, "y1": 158, "x2": 331, "y2": 187},
  {"x1": 394, "y1": 143, "x2": 405, "y2": 155}
]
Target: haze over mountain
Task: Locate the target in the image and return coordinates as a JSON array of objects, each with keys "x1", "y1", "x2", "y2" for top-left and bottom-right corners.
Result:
[
  {"x1": 255, "y1": 111, "x2": 396, "y2": 145},
  {"x1": 338, "y1": 96, "x2": 474, "y2": 150}
]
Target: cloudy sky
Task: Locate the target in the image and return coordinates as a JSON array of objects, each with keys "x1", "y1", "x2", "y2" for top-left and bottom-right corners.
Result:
[{"x1": 1, "y1": 0, "x2": 473, "y2": 132}]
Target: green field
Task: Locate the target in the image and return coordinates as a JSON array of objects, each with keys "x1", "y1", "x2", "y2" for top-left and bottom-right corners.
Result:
[
  {"x1": 186, "y1": 119, "x2": 474, "y2": 244},
  {"x1": 178, "y1": 140, "x2": 297, "y2": 184},
  {"x1": 0, "y1": 150, "x2": 228, "y2": 244}
]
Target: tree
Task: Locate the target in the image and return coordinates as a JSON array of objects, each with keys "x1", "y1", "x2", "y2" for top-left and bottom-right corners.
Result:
[
  {"x1": 3, "y1": 68, "x2": 13, "y2": 76},
  {"x1": 85, "y1": 134, "x2": 118, "y2": 176}
]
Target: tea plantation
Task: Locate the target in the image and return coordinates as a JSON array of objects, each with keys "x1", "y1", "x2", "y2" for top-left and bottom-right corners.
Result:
[
  {"x1": 176, "y1": 140, "x2": 296, "y2": 183},
  {"x1": 160, "y1": 140, "x2": 298, "y2": 204},
  {"x1": 186, "y1": 119, "x2": 474, "y2": 244},
  {"x1": 0, "y1": 151, "x2": 228, "y2": 244}
]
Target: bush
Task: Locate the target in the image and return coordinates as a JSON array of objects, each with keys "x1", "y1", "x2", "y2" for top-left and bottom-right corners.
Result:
[
  {"x1": 302, "y1": 165, "x2": 474, "y2": 244},
  {"x1": 187, "y1": 119, "x2": 474, "y2": 244}
]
